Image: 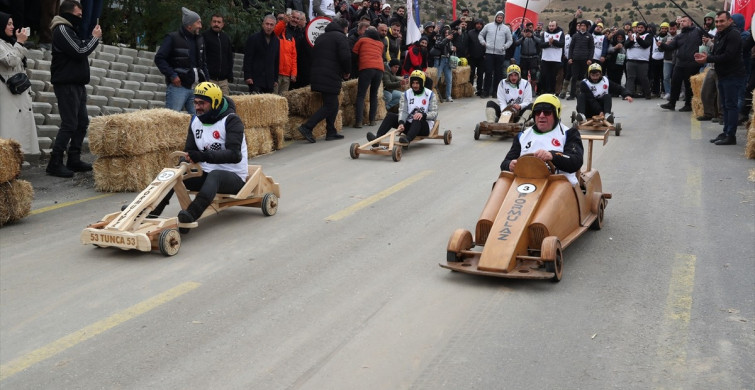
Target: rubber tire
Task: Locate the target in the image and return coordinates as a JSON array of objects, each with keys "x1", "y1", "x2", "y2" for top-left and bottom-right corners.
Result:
[
  {"x1": 158, "y1": 229, "x2": 181, "y2": 256},
  {"x1": 590, "y1": 198, "x2": 606, "y2": 230},
  {"x1": 571, "y1": 110, "x2": 576, "y2": 123},
  {"x1": 542, "y1": 236, "x2": 563, "y2": 282},
  {"x1": 443, "y1": 130, "x2": 452, "y2": 145},
  {"x1": 261, "y1": 193, "x2": 278, "y2": 216},
  {"x1": 474, "y1": 123, "x2": 481, "y2": 140},
  {"x1": 391, "y1": 145, "x2": 402, "y2": 162},
  {"x1": 349, "y1": 143, "x2": 360, "y2": 159},
  {"x1": 615, "y1": 122, "x2": 622, "y2": 136}
]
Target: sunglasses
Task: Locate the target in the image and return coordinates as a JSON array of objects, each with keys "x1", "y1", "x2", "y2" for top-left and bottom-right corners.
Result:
[{"x1": 533, "y1": 109, "x2": 554, "y2": 116}]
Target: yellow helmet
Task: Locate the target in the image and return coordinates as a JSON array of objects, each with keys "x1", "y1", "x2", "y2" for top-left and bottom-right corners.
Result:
[
  {"x1": 532, "y1": 93, "x2": 561, "y2": 120},
  {"x1": 660, "y1": 22, "x2": 670, "y2": 28},
  {"x1": 632, "y1": 21, "x2": 638, "y2": 27},
  {"x1": 194, "y1": 82, "x2": 223, "y2": 110},
  {"x1": 506, "y1": 64, "x2": 521, "y2": 77},
  {"x1": 459, "y1": 57, "x2": 468, "y2": 66},
  {"x1": 409, "y1": 70, "x2": 426, "y2": 88},
  {"x1": 588, "y1": 63, "x2": 602, "y2": 74}
]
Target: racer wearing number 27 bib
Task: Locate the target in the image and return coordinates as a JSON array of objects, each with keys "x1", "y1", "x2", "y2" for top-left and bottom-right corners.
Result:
[{"x1": 501, "y1": 94, "x2": 584, "y2": 186}]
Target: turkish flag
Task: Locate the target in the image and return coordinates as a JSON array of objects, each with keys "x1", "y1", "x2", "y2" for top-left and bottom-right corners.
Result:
[{"x1": 730, "y1": 0, "x2": 755, "y2": 31}]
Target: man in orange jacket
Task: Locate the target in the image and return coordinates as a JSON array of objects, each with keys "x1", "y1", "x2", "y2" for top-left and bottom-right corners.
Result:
[{"x1": 274, "y1": 11, "x2": 301, "y2": 94}]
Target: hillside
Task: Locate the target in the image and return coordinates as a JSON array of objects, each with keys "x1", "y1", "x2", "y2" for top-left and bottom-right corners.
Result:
[{"x1": 419, "y1": 0, "x2": 724, "y2": 28}]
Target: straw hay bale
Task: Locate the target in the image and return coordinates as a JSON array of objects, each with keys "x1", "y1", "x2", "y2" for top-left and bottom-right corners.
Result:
[
  {"x1": 0, "y1": 138, "x2": 23, "y2": 183},
  {"x1": 93, "y1": 151, "x2": 166, "y2": 192},
  {"x1": 245, "y1": 127, "x2": 275, "y2": 157},
  {"x1": 89, "y1": 109, "x2": 189, "y2": 157},
  {"x1": 270, "y1": 125, "x2": 285, "y2": 150},
  {"x1": 340, "y1": 83, "x2": 386, "y2": 127},
  {"x1": 425, "y1": 67, "x2": 438, "y2": 89},
  {"x1": 231, "y1": 94, "x2": 289, "y2": 128},
  {"x1": 452, "y1": 66, "x2": 471, "y2": 86},
  {"x1": 691, "y1": 98, "x2": 704, "y2": 118},
  {"x1": 0, "y1": 179, "x2": 33, "y2": 227},
  {"x1": 746, "y1": 120, "x2": 755, "y2": 159},
  {"x1": 282, "y1": 86, "x2": 322, "y2": 117},
  {"x1": 285, "y1": 111, "x2": 343, "y2": 141}
]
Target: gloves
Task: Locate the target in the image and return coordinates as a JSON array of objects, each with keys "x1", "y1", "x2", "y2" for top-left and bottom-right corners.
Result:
[{"x1": 187, "y1": 150, "x2": 206, "y2": 163}]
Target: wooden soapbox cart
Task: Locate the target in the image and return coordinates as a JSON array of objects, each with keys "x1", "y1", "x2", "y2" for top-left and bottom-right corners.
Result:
[
  {"x1": 570, "y1": 111, "x2": 622, "y2": 136},
  {"x1": 441, "y1": 130, "x2": 612, "y2": 282},
  {"x1": 81, "y1": 152, "x2": 280, "y2": 256},
  {"x1": 349, "y1": 121, "x2": 452, "y2": 162},
  {"x1": 474, "y1": 105, "x2": 529, "y2": 140}
]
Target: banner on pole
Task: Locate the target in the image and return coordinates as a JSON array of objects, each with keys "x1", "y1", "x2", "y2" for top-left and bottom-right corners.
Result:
[{"x1": 504, "y1": 0, "x2": 551, "y2": 31}]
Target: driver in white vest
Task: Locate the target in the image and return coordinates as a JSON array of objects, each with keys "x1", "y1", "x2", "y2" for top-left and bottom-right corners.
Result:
[
  {"x1": 576, "y1": 63, "x2": 633, "y2": 123},
  {"x1": 485, "y1": 64, "x2": 533, "y2": 123},
  {"x1": 501, "y1": 94, "x2": 583, "y2": 186},
  {"x1": 151, "y1": 82, "x2": 248, "y2": 227}
]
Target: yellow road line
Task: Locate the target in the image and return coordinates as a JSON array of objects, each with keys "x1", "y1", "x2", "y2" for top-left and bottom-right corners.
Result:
[
  {"x1": 30, "y1": 194, "x2": 114, "y2": 216},
  {"x1": 326, "y1": 170, "x2": 433, "y2": 221},
  {"x1": 0, "y1": 281, "x2": 201, "y2": 381},
  {"x1": 684, "y1": 167, "x2": 702, "y2": 207},
  {"x1": 654, "y1": 253, "x2": 696, "y2": 384},
  {"x1": 690, "y1": 118, "x2": 702, "y2": 140}
]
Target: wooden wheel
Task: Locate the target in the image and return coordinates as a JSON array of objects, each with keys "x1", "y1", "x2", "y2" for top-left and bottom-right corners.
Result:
[
  {"x1": 391, "y1": 145, "x2": 402, "y2": 162},
  {"x1": 570, "y1": 110, "x2": 576, "y2": 123},
  {"x1": 590, "y1": 197, "x2": 606, "y2": 230},
  {"x1": 541, "y1": 236, "x2": 563, "y2": 282},
  {"x1": 443, "y1": 130, "x2": 452, "y2": 145},
  {"x1": 158, "y1": 229, "x2": 181, "y2": 256},
  {"x1": 474, "y1": 123, "x2": 481, "y2": 140},
  {"x1": 446, "y1": 229, "x2": 473, "y2": 262},
  {"x1": 349, "y1": 143, "x2": 360, "y2": 159},
  {"x1": 261, "y1": 193, "x2": 278, "y2": 216},
  {"x1": 615, "y1": 122, "x2": 622, "y2": 136}
]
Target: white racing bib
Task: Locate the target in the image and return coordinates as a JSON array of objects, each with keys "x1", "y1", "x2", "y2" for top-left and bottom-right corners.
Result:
[{"x1": 190, "y1": 115, "x2": 248, "y2": 181}]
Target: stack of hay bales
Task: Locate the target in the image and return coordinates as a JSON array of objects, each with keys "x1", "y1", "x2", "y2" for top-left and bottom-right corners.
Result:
[
  {"x1": 229, "y1": 94, "x2": 288, "y2": 154},
  {"x1": 0, "y1": 139, "x2": 34, "y2": 226},
  {"x1": 436, "y1": 66, "x2": 474, "y2": 99},
  {"x1": 340, "y1": 78, "x2": 386, "y2": 127},
  {"x1": 747, "y1": 94, "x2": 755, "y2": 159},
  {"x1": 89, "y1": 109, "x2": 190, "y2": 192},
  {"x1": 281, "y1": 86, "x2": 344, "y2": 141},
  {"x1": 689, "y1": 68, "x2": 709, "y2": 118}
]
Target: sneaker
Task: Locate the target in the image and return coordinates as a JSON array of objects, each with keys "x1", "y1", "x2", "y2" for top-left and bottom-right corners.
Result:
[
  {"x1": 696, "y1": 115, "x2": 713, "y2": 121},
  {"x1": 325, "y1": 134, "x2": 344, "y2": 141},
  {"x1": 709, "y1": 132, "x2": 726, "y2": 143},
  {"x1": 177, "y1": 210, "x2": 195, "y2": 234},
  {"x1": 566, "y1": 96, "x2": 575, "y2": 100},
  {"x1": 366, "y1": 132, "x2": 376, "y2": 142},
  {"x1": 298, "y1": 126, "x2": 316, "y2": 143},
  {"x1": 678, "y1": 105, "x2": 692, "y2": 112},
  {"x1": 369, "y1": 121, "x2": 377, "y2": 126},
  {"x1": 446, "y1": 97, "x2": 453, "y2": 102},
  {"x1": 398, "y1": 135, "x2": 409, "y2": 144},
  {"x1": 605, "y1": 113, "x2": 614, "y2": 124},
  {"x1": 714, "y1": 135, "x2": 737, "y2": 145},
  {"x1": 576, "y1": 113, "x2": 586, "y2": 122},
  {"x1": 353, "y1": 123, "x2": 362, "y2": 129},
  {"x1": 558, "y1": 92, "x2": 566, "y2": 98},
  {"x1": 660, "y1": 102, "x2": 675, "y2": 111},
  {"x1": 662, "y1": 93, "x2": 670, "y2": 100}
]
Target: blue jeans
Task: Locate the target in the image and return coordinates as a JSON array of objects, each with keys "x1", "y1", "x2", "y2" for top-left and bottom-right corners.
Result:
[
  {"x1": 717, "y1": 75, "x2": 745, "y2": 136},
  {"x1": 383, "y1": 90, "x2": 401, "y2": 109},
  {"x1": 166, "y1": 84, "x2": 196, "y2": 114},
  {"x1": 435, "y1": 57, "x2": 453, "y2": 99},
  {"x1": 663, "y1": 61, "x2": 673, "y2": 95}
]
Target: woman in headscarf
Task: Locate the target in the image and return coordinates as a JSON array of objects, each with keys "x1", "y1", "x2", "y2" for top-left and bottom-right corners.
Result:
[{"x1": 0, "y1": 12, "x2": 39, "y2": 154}]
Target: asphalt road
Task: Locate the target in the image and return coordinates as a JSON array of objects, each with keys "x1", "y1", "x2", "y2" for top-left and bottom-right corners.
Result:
[{"x1": 1, "y1": 96, "x2": 754, "y2": 389}]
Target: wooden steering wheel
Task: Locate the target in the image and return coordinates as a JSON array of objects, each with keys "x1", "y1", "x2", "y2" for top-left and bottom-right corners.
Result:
[
  {"x1": 519, "y1": 153, "x2": 556, "y2": 175},
  {"x1": 169, "y1": 151, "x2": 203, "y2": 180}
]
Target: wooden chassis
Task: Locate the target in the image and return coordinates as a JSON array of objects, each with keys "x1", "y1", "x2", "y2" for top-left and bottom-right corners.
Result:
[
  {"x1": 474, "y1": 106, "x2": 526, "y2": 140},
  {"x1": 572, "y1": 111, "x2": 622, "y2": 136},
  {"x1": 81, "y1": 151, "x2": 281, "y2": 256},
  {"x1": 349, "y1": 121, "x2": 451, "y2": 162},
  {"x1": 441, "y1": 133, "x2": 612, "y2": 281}
]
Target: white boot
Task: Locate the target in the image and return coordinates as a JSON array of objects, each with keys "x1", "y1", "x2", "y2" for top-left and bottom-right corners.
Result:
[{"x1": 485, "y1": 107, "x2": 497, "y2": 123}]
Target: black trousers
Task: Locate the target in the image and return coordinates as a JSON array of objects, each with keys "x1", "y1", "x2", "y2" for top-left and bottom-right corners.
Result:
[
  {"x1": 52, "y1": 84, "x2": 89, "y2": 155},
  {"x1": 669, "y1": 65, "x2": 698, "y2": 107},
  {"x1": 355, "y1": 68, "x2": 382, "y2": 124},
  {"x1": 539, "y1": 60, "x2": 560, "y2": 94},
  {"x1": 155, "y1": 170, "x2": 245, "y2": 217},
  {"x1": 519, "y1": 56, "x2": 539, "y2": 82},
  {"x1": 569, "y1": 59, "x2": 589, "y2": 97},
  {"x1": 484, "y1": 54, "x2": 505, "y2": 96},
  {"x1": 486, "y1": 100, "x2": 523, "y2": 122},
  {"x1": 577, "y1": 93, "x2": 612, "y2": 117},
  {"x1": 304, "y1": 92, "x2": 340, "y2": 136},
  {"x1": 468, "y1": 56, "x2": 485, "y2": 93},
  {"x1": 376, "y1": 112, "x2": 429, "y2": 141},
  {"x1": 649, "y1": 59, "x2": 664, "y2": 95}
]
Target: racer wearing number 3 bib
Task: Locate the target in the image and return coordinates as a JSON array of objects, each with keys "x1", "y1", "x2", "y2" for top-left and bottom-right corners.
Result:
[{"x1": 501, "y1": 94, "x2": 583, "y2": 186}]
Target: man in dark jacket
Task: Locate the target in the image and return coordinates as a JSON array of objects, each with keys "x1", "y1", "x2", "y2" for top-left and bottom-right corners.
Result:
[
  {"x1": 467, "y1": 19, "x2": 486, "y2": 96},
  {"x1": 243, "y1": 15, "x2": 280, "y2": 93},
  {"x1": 298, "y1": 17, "x2": 351, "y2": 143},
  {"x1": 695, "y1": 11, "x2": 745, "y2": 145},
  {"x1": 202, "y1": 14, "x2": 234, "y2": 96},
  {"x1": 292, "y1": 14, "x2": 312, "y2": 88},
  {"x1": 659, "y1": 16, "x2": 704, "y2": 111},
  {"x1": 390, "y1": 6, "x2": 407, "y2": 51},
  {"x1": 46, "y1": 0, "x2": 100, "y2": 178},
  {"x1": 515, "y1": 27, "x2": 542, "y2": 93},
  {"x1": 567, "y1": 20, "x2": 594, "y2": 100},
  {"x1": 155, "y1": 7, "x2": 209, "y2": 114}
]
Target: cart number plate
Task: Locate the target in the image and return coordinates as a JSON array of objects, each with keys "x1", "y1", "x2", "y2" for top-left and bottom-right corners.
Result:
[{"x1": 89, "y1": 232, "x2": 137, "y2": 248}]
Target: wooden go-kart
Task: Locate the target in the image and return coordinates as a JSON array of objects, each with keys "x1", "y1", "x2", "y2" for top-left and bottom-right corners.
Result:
[
  {"x1": 81, "y1": 151, "x2": 280, "y2": 256},
  {"x1": 441, "y1": 130, "x2": 612, "y2": 282},
  {"x1": 570, "y1": 111, "x2": 622, "y2": 136},
  {"x1": 349, "y1": 121, "x2": 451, "y2": 162},
  {"x1": 474, "y1": 105, "x2": 529, "y2": 140}
]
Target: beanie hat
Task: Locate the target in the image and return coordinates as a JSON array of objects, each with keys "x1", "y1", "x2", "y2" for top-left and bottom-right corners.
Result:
[
  {"x1": 704, "y1": 11, "x2": 716, "y2": 19},
  {"x1": 389, "y1": 59, "x2": 400, "y2": 67},
  {"x1": 182, "y1": 7, "x2": 201, "y2": 26}
]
